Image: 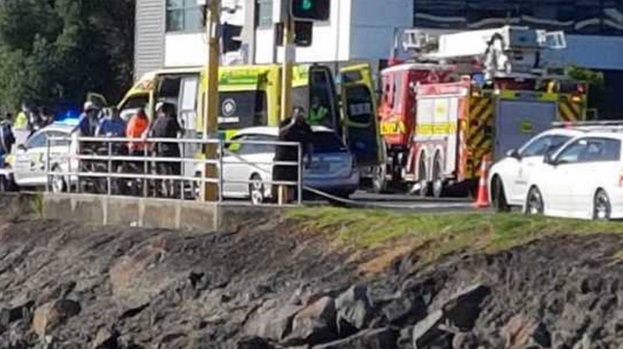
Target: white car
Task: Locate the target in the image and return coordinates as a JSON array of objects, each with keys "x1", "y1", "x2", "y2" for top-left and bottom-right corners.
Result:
[
  {"x1": 217, "y1": 126, "x2": 360, "y2": 204},
  {"x1": 11, "y1": 123, "x2": 79, "y2": 192},
  {"x1": 488, "y1": 128, "x2": 586, "y2": 212},
  {"x1": 524, "y1": 131, "x2": 623, "y2": 220}
]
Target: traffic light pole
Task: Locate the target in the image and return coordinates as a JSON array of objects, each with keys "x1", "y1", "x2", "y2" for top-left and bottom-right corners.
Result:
[
  {"x1": 278, "y1": 16, "x2": 295, "y2": 205},
  {"x1": 201, "y1": 0, "x2": 220, "y2": 202}
]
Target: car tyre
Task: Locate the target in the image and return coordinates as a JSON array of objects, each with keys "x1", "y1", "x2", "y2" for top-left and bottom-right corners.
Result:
[
  {"x1": 249, "y1": 174, "x2": 265, "y2": 205},
  {"x1": 593, "y1": 189, "x2": 611, "y2": 221},
  {"x1": 491, "y1": 176, "x2": 510, "y2": 213},
  {"x1": 525, "y1": 186, "x2": 544, "y2": 216}
]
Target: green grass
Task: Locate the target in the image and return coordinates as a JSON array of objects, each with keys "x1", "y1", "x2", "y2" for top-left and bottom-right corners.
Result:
[{"x1": 288, "y1": 207, "x2": 623, "y2": 262}]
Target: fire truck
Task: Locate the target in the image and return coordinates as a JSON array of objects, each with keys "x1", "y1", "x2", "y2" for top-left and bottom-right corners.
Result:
[{"x1": 376, "y1": 26, "x2": 588, "y2": 196}]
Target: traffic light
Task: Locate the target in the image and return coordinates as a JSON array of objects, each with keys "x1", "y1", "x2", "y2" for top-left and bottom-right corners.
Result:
[
  {"x1": 290, "y1": 0, "x2": 330, "y2": 22},
  {"x1": 276, "y1": 21, "x2": 313, "y2": 47}
]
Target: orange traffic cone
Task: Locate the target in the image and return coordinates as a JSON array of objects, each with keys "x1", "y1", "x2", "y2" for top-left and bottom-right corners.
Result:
[{"x1": 474, "y1": 155, "x2": 491, "y2": 208}]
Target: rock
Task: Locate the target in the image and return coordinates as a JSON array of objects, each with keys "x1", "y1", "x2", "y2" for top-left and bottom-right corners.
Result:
[
  {"x1": 32, "y1": 299, "x2": 81, "y2": 337},
  {"x1": 501, "y1": 313, "x2": 551, "y2": 349},
  {"x1": 92, "y1": 326, "x2": 120, "y2": 349},
  {"x1": 237, "y1": 336, "x2": 276, "y2": 349},
  {"x1": 412, "y1": 310, "x2": 448, "y2": 349},
  {"x1": 285, "y1": 296, "x2": 337, "y2": 346},
  {"x1": 382, "y1": 295, "x2": 426, "y2": 326},
  {"x1": 397, "y1": 326, "x2": 413, "y2": 348},
  {"x1": 335, "y1": 284, "x2": 374, "y2": 336},
  {"x1": 244, "y1": 303, "x2": 302, "y2": 341},
  {"x1": 312, "y1": 327, "x2": 397, "y2": 349},
  {"x1": 442, "y1": 284, "x2": 490, "y2": 331},
  {"x1": 452, "y1": 332, "x2": 478, "y2": 349},
  {"x1": 0, "y1": 301, "x2": 34, "y2": 327},
  {"x1": 36, "y1": 282, "x2": 77, "y2": 306}
]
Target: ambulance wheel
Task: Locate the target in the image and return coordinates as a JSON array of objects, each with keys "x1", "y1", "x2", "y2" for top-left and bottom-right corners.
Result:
[{"x1": 431, "y1": 154, "x2": 445, "y2": 198}]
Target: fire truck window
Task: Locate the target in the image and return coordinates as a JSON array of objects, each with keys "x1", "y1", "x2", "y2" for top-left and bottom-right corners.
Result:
[
  {"x1": 345, "y1": 86, "x2": 373, "y2": 124},
  {"x1": 218, "y1": 91, "x2": 267, "y2": 130}
]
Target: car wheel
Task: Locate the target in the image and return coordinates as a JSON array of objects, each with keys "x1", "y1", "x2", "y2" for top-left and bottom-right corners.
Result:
[
  {"x1": 249, "y1": 174, "x2": 265, "y2": 205},
  {"x1": 431, "y1": 154, "x2": 444, "y2": 198},
  {"x1": 51, "y1": 167, "x2": 67, "y2": 193},
  {"x1": 593, "y1": 189, "x2": 611, "y2": 221},
  {"x1": 491, "y1": 176, "x2": 510, "y2": 213},
  {"x1": 525, "y1": 186, "x2": 544, "y2": 216}
]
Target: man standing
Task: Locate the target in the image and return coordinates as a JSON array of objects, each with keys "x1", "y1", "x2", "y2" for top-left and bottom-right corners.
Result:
[
  {"x1": 309, "y1": 96, "x2": 329, "y2": 126},
  {"x1": 72, "y1": 101, "x2": 100, "y2": 137},
  {"x1": 150, "y1": 103, "x2": 184, "y2": 197},
  {"x1": 14, "y1": 103, "x2": 29, "y2": 129},
  {"x1": 273, "y1": 107, "x2": 313, "y2": 204},
  {"x1": 0, "y1": 116, "x2": 16, "y2": 168}
]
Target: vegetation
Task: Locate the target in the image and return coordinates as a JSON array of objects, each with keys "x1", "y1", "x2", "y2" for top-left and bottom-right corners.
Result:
[
  {"x1": 289, "y1": 208, "x2": 623, "y2": 265},
  {"x1": 0, "y1": 0, "x2": 134, "y2": 113}
]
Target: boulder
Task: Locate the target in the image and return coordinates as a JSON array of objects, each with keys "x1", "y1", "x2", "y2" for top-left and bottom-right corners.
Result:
[
  {"x1": 244, "y1": 303, "x2": 302, "y2": 342},
  {"x1": 502, "y1": 314, "x2": 551, "y2": 349},
  {"x1": 312, "y1": 327, "x2": 397, "y2": 349},
  {"x1": 382, "y1": 295, "x2": 426, "y2": 326},
  {"x1": 0, "y1": 300, "x2": 34, "y2": 327},
  {"x1": 412, "y1": 310, "x2": 444, "y2": 349},
  {"x1": 285, "y1": 296, "x2": 337, "y2": 346},
  {"x1": 452, "y1": 332, "x2": 478, "y2": 349},
  {"x1": 442, "y1": 284, "x2": 490, "y2": 331},
  {"x1": 237, "y1": 336, "x2": 276, "y2": 349},
  {"x1": 335, "y1": 284, "x2": 374, "y2": 336},
  {"x1": 32, "y1": 299, "x2": 81, "y2": 337}
]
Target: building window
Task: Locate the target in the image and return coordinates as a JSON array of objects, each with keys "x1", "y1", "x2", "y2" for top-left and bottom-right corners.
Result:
[
  {"x1": 167, "y1": 0, "x2": 204, "y2": 32},
  {"x1": 256, "y1": 0, "x2": 273, "y2": 29}
]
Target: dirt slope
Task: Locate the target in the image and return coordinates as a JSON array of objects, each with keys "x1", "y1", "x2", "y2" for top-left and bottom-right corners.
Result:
[{"x1": 0, "y1": 209, "x2": 623, "y2": 348}]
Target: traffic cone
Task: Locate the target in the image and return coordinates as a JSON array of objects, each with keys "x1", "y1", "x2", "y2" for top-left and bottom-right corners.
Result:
[{"x1": 474, "y1": 155, "x2": 491, "y2": 208}]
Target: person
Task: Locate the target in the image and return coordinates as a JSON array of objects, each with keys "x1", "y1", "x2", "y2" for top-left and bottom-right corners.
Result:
[
  {"x1": 126, "y1": 108, "x2": 150, "y2": 156},
  {"x1": 96, "y1": 107, "x2": 126, "y2": 138},
  {"x1": 0, "y1": 116, "x2": 16, "y2": 168},
  {"x1": 72, "y1": 101, "x2": 100, "y2": 137},
  {"x1": 14, "y1": 104, "x2": 29, "y2": 129},
  {"x1": 39, "y1": 107, "x2": 54, "y2": 128},
  {"x1": 273, "y1": 107, "x2": 313, "y2": 203},
  {"x1": 309, "y1": 96, "x2": 329, "y2": 125},
  {"x1": 150, "y1": 103, "x2": 184, "y2": 197}
]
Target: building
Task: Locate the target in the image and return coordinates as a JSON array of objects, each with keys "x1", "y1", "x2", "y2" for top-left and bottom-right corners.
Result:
[
  {"x1": 135, "y1": 0, "x2": 412, "y2": 78},
  {"x1": 135, "y1": 0, "x2": 623, "y2": 116}
]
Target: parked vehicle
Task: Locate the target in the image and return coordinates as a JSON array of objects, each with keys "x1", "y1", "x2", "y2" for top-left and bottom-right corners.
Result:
[
  {"x1": 488, "y1": 127, "x2": 585, "y2": 211},
  {"x1": 524, "y1": 131, "x2": 623, "y2": 220},
  {"x1": 212, "y1": 126, "x2": 359, "y2": 204},
  {"x1": 11, "y1": 122, "x2": 79, "y2": 192}
]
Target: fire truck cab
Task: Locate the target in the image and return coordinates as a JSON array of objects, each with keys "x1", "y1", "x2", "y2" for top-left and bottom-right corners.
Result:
[{"x1": 376, "y1": 26, "x2": 588, "y2": 196}]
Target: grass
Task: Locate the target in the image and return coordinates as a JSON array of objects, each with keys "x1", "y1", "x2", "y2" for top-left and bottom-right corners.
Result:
[{"x1": 288, "y1": 207, "x2": 623, "y2": 268}]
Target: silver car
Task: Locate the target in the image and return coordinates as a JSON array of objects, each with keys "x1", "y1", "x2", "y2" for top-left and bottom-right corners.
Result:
[{"x1": 214, "y1": 126, "x2": 360, "y2": 204}]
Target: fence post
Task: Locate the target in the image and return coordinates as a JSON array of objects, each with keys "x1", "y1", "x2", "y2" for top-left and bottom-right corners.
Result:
[
  {"x1": 218, "y1": 139, "x2": 224, "y2": 203},
  {"x1": 107, "y1": 141, "x2": 112, "y2": 196},
  {"x1": 143, "y1": 146, "x2": 148, "y2": 198},
  {"x1": 297, "y1": 143, "x2": 303, "y2": 205},
  {"x1": 45, "y1": 138, "x2": 51, "y2": 193}
]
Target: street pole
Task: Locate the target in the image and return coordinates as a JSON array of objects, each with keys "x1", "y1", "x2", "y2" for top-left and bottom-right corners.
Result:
[
  {"x1": 278, "y1": 16, "x2": 294, "y2": 205},
  {"x1": 202, "y1": 0, "x2": 220, "y2": 202}
]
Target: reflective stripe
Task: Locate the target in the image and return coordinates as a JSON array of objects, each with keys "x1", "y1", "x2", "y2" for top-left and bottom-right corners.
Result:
[{"x1": 415, "y1": 122, "x2": 457, "y2": 135}]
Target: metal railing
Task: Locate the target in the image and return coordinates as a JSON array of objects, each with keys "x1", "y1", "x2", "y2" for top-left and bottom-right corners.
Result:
[{"x1": 44, "y1": 136, "x2": 304, "y2": 205}]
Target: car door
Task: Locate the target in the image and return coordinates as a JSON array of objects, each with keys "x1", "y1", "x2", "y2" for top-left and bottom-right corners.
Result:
[
  {"x1": 221, "y1": 135, "x2": 248, "y2": 198},
  {"x1": 14, "y1": 131, "x2": 49, "y2": 186},
  {"x1": 509, "y1": 134, "x2": 572, "y2": 204},
  {"x1": 543, "y1": 139, "x2": 589, "y2": 215},
  {"x1": 235, "y1": 134, "x2": 276, "y2": 196}
]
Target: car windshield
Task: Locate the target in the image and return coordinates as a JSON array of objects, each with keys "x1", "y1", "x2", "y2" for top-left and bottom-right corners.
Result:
[
  {"x1": 520, "y1": 134, "x2": 572, "y2": 157},
  {"x1": 311, "y1": 131, "x2": 347, "y2": 153}
]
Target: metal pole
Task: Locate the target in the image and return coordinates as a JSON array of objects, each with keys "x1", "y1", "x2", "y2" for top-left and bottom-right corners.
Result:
[
  {"x1": 297, "y1": 143, "x2": 303, "y2": 205},
  {"x1": 107, "y1": 141, "x2": 112, "y2": 196},
  {"x1": 278, "y1": 16, "x2": 295, "y2": 205},
  {"x1": 201, "y1": 0, "x2": 221, "y2": 202},
  {"x1": 218, "y1": 139, "x2": 224, "y2": 202},
  {"x1": 45, "y1": 138, "x2": 51, "y2": 192},
  {"x1": 143, "y1": 146, "x2": 148, "y2": 198},
  {"x1": 68, "y1": 139, "x2": 72, "y2": 193}
]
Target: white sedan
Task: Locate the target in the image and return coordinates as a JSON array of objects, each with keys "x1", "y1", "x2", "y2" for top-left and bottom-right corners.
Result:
[
  {"x1": 488, "y1": 128, "x2": 583, "y2": 212},
  {"x1": 524, "y1": 131, "x2": 623, "y2": 220},
  {"x1": 217, "y1": 126, "x2": 360, "y2": 204}
]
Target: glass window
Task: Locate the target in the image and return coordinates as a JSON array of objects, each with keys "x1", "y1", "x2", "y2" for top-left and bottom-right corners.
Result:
[
  {"x1": 344, "y1": 85, "x2": 374, "y2": 124},
  {"x1": 218, "y1": 91, "x2": 268, "y2": 130},
  {"x1": 47, "y1": 131, "x2": 71, "y2": 147},
  {"x1": 240, "y1": 134, "x2": 278, "y2": 155},
  {"x1": 166, "y1": 0, "x2": 204, "y2": 32},
  {"x1": 27, "y1": 132, "x2": 48, "y2": 149},
  {"x1": 311, "y1": 131, "x2": 347, "y2": 153},
  {"x1": 256, "y1": 0, "x2": 273, "y2": 29},
  {"x1": 556, "y1": 138, "x2": 621, "y2": 164},
  {"x1": 520, "y1": 134, "x2": 571, "y2": 157},
  {"x1": 119, "y1": 95, "x2": 149, "y2": 121}
]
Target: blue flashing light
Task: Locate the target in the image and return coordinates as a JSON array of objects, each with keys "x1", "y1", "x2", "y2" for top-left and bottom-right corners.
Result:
[{"x1": 54, "y1": 118, "x2": 80, "y2": 127}]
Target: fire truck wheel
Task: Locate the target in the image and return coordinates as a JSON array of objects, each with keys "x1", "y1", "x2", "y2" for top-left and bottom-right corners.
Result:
[
  {"x1": 431, "y1": 154, "x2": 445, "y2": 198},
  {"x1": 372, "y1": 165, "x2": 387, "y2": 194},
  {"x1": 416, "y1": 157, "x2": 429, "y2": 198}
]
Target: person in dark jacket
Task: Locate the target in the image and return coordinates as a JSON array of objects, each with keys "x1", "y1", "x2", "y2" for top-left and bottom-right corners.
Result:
[
  {"x1": 273, "y1": 107, "x2": 313, "y2": 203},
  {"x1": 149, "y1": 102, "x2": 184, "y2": 197}
]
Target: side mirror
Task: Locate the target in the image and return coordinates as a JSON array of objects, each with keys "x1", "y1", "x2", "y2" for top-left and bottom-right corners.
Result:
[
  {"x1": 506, "y1": 148, "x2": 520, "y2": 159},
  {"x1": 543, "y1": 153, "x2": 555, "y2": 165},
  {"x1": 17, "y1": 144, "x2": 26, "y2": 151}
]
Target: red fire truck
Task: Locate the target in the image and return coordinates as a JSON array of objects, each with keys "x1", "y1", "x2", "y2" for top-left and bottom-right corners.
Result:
[{"x1": 375, "y1": 26, "x2": 587, "y2": 196}]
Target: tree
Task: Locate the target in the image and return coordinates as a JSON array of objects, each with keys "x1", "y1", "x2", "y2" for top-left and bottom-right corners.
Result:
[{"x1": 0, "y1": 0, "x2": 135, "y2": 113}]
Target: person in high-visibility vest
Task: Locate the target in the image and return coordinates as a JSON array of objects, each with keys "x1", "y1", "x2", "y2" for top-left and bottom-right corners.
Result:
[
  {"x1": 14, "y1": 103, "x2": 29, "y2": 129},
  {"x1": 308, "y1": 96, "x2": 328, "y2": 125}
]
